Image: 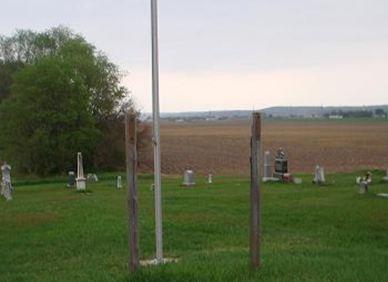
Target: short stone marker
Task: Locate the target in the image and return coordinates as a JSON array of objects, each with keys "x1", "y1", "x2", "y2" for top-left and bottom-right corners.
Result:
[
  {"x1": 1, "y1": 161, "x2": 13, "y2": 201},
  {"x1": 377, "y1": 193, "x2": 388, "y2": 198},
  {"x1": 87, "y1": 173, "x2": 98, "y2": 182},
  {"x1": 116, "y1": 176, "x2": 122, "y2": 189},
  {"x1": 76, "y1": 152, "x2": 86, "y2": 191},
  {"x1": 182, "y1": 170, "x2": 195, "y2": 187},
  {"x1": 313, "y1": 165, "x2": 325, "y2": 185}
]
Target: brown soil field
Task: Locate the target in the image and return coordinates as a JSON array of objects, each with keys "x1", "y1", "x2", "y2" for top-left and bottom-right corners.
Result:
[{"x1": 142, "y1": 119, "x2": 388, "y2": 176}]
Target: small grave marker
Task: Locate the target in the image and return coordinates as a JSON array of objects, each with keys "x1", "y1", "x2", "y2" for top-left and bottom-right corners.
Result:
[
  {"x1": 182, "y1": 170, "x2": 195, "y2": 187},
  {"x1": 87, "y1": 173, "x2": 99, "y2": 182}
]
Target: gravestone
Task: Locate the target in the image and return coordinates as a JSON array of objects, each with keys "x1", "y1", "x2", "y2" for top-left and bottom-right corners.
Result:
[
  {"x1": 313, "y1": 165, "x2": 325, "y2": 185},
  {"x1": 87, "y1": 173, "x2": 98, "y2": 182},
  {"x1": 262, "y1": 151, "x2": 279, "y2": 182},
  {"x1": 273, "y1": 148, "x2": 288, "y2": 179},
  {"x1": 67, "y1": 171, "x2": 75, "y2": 188},
  {"x1": 76, "y1": 152, "x2": 86, "y2": 191},
  {"x1": 208, "y1": 173, "x2": 213, "y2": 184},
  {"x1": 182, "y1": 170, "x2": 195, "y2": 187},
  {"x1": 263, "y1": 151, "x2": 272, "y2": 180},
  {"x1": 116, "y1": 176, "x2": 122, "y2": 189},
  {"x1": 1, "y1": 162, "x2": 13, "y2": 201},
  {"x1": 356, "y1": 172, "x2": 372, "y2": 194}
]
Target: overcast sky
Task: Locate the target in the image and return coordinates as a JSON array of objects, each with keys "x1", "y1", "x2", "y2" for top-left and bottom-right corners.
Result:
[{"x1": 1, "y1": 0, "x2": 388, "y2": 112}]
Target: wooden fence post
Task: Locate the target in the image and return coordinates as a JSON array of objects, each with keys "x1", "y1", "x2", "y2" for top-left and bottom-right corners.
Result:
[
  {"x1": 125, "y1": 114, "x2": 139, "y2": 272},
  {"x1": 250, "y1": 112, "x2": 261, "y2": 268}
]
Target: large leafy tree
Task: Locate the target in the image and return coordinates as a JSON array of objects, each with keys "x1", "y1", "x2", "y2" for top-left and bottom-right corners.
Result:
[{"x1": 0, "y1": 27, "x2": 139, "y2": 174}]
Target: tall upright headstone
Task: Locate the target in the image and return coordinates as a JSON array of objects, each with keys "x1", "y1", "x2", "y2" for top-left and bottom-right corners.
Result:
[
  {"x1": 262, "y1": 151, "x2": 272, "y2": 181},
  {"x1": 208, "y1": 173, "x2": 213, "y2": 184},
  {"x1": 117, "y1": 176, "x2": 122, "y2": 189},
  {"x1": 1, "y1": 161, "x2": 13, "y2": 201},
  {"x1": 76, "y1": 152, "x2": 86, "y2": 191}
]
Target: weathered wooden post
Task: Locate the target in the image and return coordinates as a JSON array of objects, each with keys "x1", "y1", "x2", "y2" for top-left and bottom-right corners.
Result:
[
  {"x1": 250, "y1": 112, "x2": 261, "y2": 268},
  {"x1": 125, "y1": 114, "x2": 139, "y2": 272}
]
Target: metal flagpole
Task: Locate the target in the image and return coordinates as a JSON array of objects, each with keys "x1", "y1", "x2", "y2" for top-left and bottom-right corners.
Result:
[{"x1": 151, "y1": 0, "x2": 163, "y2": 263}]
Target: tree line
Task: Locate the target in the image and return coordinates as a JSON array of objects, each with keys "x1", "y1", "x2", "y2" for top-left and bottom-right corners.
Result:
[
  {"x1": 0, "y1": 26, "x2": 150, "y2": 175},
  {"x1": 323, "y1": 109, "x2": 387, "y2": 118}
]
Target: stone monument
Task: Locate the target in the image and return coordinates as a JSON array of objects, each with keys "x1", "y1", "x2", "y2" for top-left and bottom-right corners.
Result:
[
  {"x1": 182, "y1": 170, "x2": 195, "y2": 187},
  {"x1": 1, "y1": 161, "x2": 13, "y2": 201},
  {"x1": 76, "y1": 152, "x2": 86, "y2": 191},
  {"x1": 273, "y1": 148, "x2": 288, "y2": 180},
  {"x1": 313, "y1": 165, "x2": 325, "y2": 185}
]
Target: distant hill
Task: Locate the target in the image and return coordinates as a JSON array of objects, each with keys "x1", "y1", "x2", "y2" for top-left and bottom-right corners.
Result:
[{"x1": 148, "y1": 105, "x2": 388, "y2": 120}]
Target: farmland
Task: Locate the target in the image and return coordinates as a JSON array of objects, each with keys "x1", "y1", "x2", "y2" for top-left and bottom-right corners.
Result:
[{"x1": 156, "y1": 119, "x2": 388, "y2": 176}]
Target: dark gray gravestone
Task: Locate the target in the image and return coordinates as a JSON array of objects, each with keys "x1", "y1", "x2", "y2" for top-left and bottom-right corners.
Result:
[
  {"x1": 273, "y1": 148, "x2": 288, "y2": 179},
  {"x1": 67, "y1": 171, "x2": 75, "y2": 188}
]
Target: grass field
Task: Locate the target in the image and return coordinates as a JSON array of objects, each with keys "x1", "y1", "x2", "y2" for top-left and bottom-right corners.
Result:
[
  {"x1": 158, "y1": 119, "x2": 388, "y2": 175},
  {"x1": 1, "y1": 171, "x2": 388, "y2": 281}
]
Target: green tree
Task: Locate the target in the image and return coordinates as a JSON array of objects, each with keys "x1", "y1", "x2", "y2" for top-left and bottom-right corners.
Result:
[
  {"x1": 0, "y1": 27, "x2": 140, "y2": 174},
  {"x1": 0, "y1": 56, "x2": 100, "y2": 174}
]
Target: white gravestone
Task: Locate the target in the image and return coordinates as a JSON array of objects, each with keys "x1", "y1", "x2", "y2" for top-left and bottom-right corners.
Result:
[
  {"x1": 313, "y1": 165, "x2": 325, "y2": 185},
  {"x1": 182, "y1": 170, "x2": 195, "y2": 187},
  {"x1": 208, "y1": 173, "x2": 213, "y2": 184},
  {"x1": 1, "y1": 162, "x2": 13, "y2": 201},
  {"x1": 87, "y1": 173, "x2": 98, "y2": 182},
  {"x1": 76, "y1": 152, "x2": 86, "y2": 191},
  {"x1": 116, "y1": 176, "x2": 122, "y2": 189}
]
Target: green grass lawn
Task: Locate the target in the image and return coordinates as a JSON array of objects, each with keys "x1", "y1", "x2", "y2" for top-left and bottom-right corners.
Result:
[{"x1": 1, "y1": 172, "x2": 388, "y2": 281}]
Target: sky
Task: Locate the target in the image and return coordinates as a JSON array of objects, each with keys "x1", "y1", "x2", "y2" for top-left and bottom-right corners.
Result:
[{"x1": 1, "y1": 0, "x2": 388, "y2": 112}]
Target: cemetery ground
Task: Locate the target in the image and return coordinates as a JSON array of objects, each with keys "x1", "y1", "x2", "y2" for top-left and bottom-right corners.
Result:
[{"x1": 1, "y1": 171, "x2": 388, "y2": 281}]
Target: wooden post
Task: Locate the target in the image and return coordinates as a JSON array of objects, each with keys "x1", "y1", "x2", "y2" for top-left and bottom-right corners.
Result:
[
  {"x1": 125, "y1": 114, "x2": 139, "y2": 272},
  {"x1": 250, "y1": 112, "x2": 261, "y2": 268}
]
